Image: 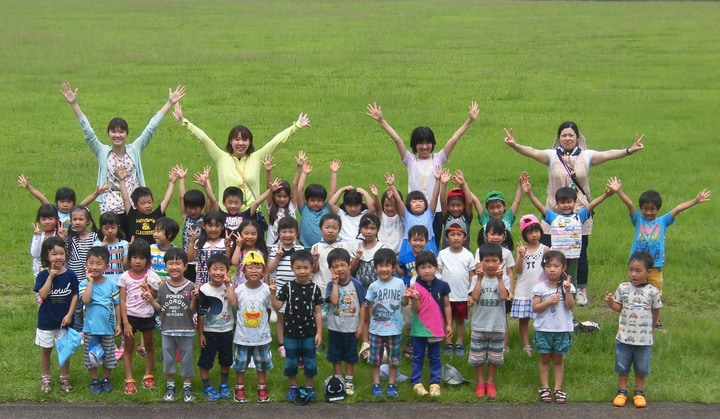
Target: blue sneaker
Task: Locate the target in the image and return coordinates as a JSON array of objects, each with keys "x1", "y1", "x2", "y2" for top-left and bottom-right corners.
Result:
[
  {"x1": 444, "y1": 343, "x2": 454, "y2": 356},
  {"x1": 202, "y1": 385, "x2": 220, "y2": 401},
  {"x1": 305, "y1": 386, "x2": 316, "y2": 401},
  {"x1": 89, "y1": 379, "x2": 102, "y2": 395},
  {"x1": 218, "y1": 383, "x2": 232, "y2": 398},
  {"x1": 286, "y1": 385, "x2": 299, "y2": 401},
  {"x1": 100, "y1": 377, "x2": 113, "y2": 393},
  {"x1": 386, "y1": 384, "x2": 399, "y2": 398},
  {"x1": 455, "y1": 344, "x2": 466, "y2": 356},
  {"x1": 371, "y1": 383, "x2": 383, "y2": 398}
]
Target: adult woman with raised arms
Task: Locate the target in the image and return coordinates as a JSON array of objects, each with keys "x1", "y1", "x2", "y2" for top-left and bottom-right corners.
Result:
[{"x1": 504, "y1": 122, "x2": 644, "y2": 306}]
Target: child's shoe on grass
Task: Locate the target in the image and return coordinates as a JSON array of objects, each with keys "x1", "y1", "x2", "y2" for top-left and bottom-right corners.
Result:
[
  {"x1": 41, "y1": 375, "x2": 51, "y2": 393},
  {"x1": 218, "y1": 383, "x2": 231, "y2": 398},
  {"x1": 233, "y1": 386, "x2": 246, "y2": 403},
  {"x1": 413, "y1": 383, "x2": 428, "y2": 396},
  {"x1": 613, "y1": 389, "x2": 628, "y2": 407},
  {"x1": 386, "y1": 383, "x2": 399, "y2": 398},
  {"x1": 371, "y1": 383, "x2": 383, "y2": 398},
  {"x1": 124, "y1": 379, "x2": 137, "y2": 394},
  {"x1": 202, "y1": 385, "x2": 220, "y2": 401},
  {"x1": 59, "y1": 375, "x2": 73, "y2": 393},
  {"x1": 164, "y1": 386, "x2": 176, "y2": 401},
  {"x1": 100, "y1": 377, "x2": 113, "y2": 393},
  {"x1": 486, "y1": 382, "x2": 497, "y2": 399},
  {"x1": 429, "y1": 383, "x2": 441, "y2": 397},
  {"x1": 257, "y1": 385, "x2": 270, "y2": 403},
  {"x1": 89, "y1": 379, "x2": 102, "y2": 395}
]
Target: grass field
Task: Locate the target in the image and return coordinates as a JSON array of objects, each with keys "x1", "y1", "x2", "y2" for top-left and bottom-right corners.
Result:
[{"x1": 1, "y1": 0, "x2": 718, "y2": 404}]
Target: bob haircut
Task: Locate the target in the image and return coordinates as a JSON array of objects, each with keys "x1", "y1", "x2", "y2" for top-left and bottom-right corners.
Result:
[
  {"x1": 410, "y1": 126, "x2": 436, "y2": 153},
  {"x1": 225, "y1": 125, "x2": 255, "y2": 155}
]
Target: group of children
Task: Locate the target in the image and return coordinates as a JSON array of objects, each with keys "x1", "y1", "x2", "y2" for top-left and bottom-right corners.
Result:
[{"x1": 26, "y1": 129, "x2": 711, "y2": 406}]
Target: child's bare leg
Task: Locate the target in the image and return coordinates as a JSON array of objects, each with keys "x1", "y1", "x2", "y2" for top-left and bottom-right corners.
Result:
[
  {"x1": 257, "y1": 370, "x2": 267, "y2": 385},
  {"x1": 103, "y1": 367, "x2": 112, "y2": 379},
  {"x1": 474, "y1": 365, "x2": 484, "y2": 384},
  {"x1": 304, "y1": 375, "x2": 314, "y2": 387},
  {"x1": 635, "y1": 375, "x2": 645, "y2": 392},
  {"x1": 333, "y1": 363, "x2": 342, "y2": 376},
  {"x1": 276, "y1": 313, "x2": 284, "y2": 346},
  {"x1": 519, "y1": 318, "x2": 530, "y2": 347},
  {"x1": 552, "y1": 354, "x2": 565, "y2": 390},
  {"x1": 538, "y1": 353, "x2": 551, "y2": 389},
  {"x1": 345, "y1": 362, "x2": 354, "y2": 377},
  {"x1": 236, "y1": 371, "x2": 245, "y2": 387},
  {"x1": 388, "y1": 365, "x2": 398, "y2": 385},
  {"x1": 455, "y1": 320, "x2": 466, "y2": 346},
  {"x1": 617, "y1": 373, "x2": 629, "y2": 391},
  {"x1": 141, "y1": 330, "x2": 155, "y2": 375},
  {"x1": 504, "y1": 319, "x2": 509, "y2": 351},
  {"x1": 41, "y1": 347, "x2": 52, "y2": 376},
  {"x1": 123, "y1": 333, "x2": 136, "y2": 378},
  {"x1": 61, "y1": 358, "x2": 71, "y2": 377},
  {"x1": 372, "y1": 365, "x2": 381, "y2": 384},
  {"x1": 487, "y1": 363, "x2": 497, "y2": 384},
  {"x1": 288, "y1": 375, "x2": 297, "y2": 387},
  {"x1": 89, "y1": 367, "x2": 99, "y2": 380}
]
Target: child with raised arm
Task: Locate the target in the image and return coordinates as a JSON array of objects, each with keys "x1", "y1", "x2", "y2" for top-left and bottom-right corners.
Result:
[
  {"x1": 34, "y1": 237, "x2": 79, "y2": 393},
  {"x1": 232, "y1": 251, "x2": 274, "y2": 403},
  {"x1": 611, "y1": 179, "x2": 710, "y2": 296},
  {"x1": 405, "y1": 251, "x2": 452, "y2": 398},
  {"x1": 197, "y1": 254, "x2": 238, "y2": 401},
  {"x1": 31, "y1": 204, "x2": 60, "y2": 278},
  {"x1": 365, "y1": 248, "x2": 407, "y2": 398},
  {"x1": 270, "y1": 250, "x2": 324, "y2": 403},
  {"x1": 93, "y1": 212, "x2": 129, "y2": 285},
  {"x1": 118, "y1": 165, "x2": 176, "y2": 244},
  {"x1": 327, "y1": 159, "x2": 376, "y2": 245},
  {"x1": 80, "y1": 246, "x2": 121, "y2": 394},
  {"x1": 468, "y1": 243, "x2": 510, "y2": 399},
  {"x1": 370, "y1": 175, "x2": 404, "y2": 254},
  {"x1": 150, "y1": 217, "x2": 180, "y2": 283},
  {"x1": 522, "y1": 174, "x2": 615, "y2": 302},
  {"x1": 533, "y1": 251, "x2": 575, "y2": 404},
  {"x1": 61, "y1": 83, "x2": 185, "y2": 215},
  {"x1": 605, "y1": 251, "x2": 662, "y2": 409},
  {"x1": 143, "y1": 248, "x2": 197, "y2": 403},
  {"x1": 325, "y1": 248, "x2": 367, "y2": 396},
  {"x1": 295, "y1": 154, "x2": 338, "y2": 248},
  {"x1": 177, "y1": 165, "x2": 215, "y2": 282}
]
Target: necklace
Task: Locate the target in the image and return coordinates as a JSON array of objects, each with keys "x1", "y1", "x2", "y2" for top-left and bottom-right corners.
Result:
[{"x1": 418, "y1": 156, "x2": 432, "y2": 189}]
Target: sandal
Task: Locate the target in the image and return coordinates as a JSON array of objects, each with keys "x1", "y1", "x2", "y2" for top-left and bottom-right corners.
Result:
[
  {"x1": 613, "y1": 390, "x2": 628, "y2": 407},
  {"x1": 142, "y1": 374, "x2": 156, "y2": 389},
  {"x1": 124, "y1": 379, "x2": 137, "y2": 395},
  {"x1": 539, "y1": 387, "x2": 552, "y2": 403},
  {"x1": 523, "y1": 345, "x2": 533, "y2": 357},
  {"x1": 554, "y1": 389, "x2": 567, "y2": 404},
  {"x1": 633, "y1": 391, "x2": 647, "y2": 408}
]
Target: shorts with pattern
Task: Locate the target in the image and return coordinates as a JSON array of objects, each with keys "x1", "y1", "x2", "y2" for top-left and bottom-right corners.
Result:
[
  {"x1": 327, "y1": 330, "x2": 359, "y2": 364},
  {"x1": 232, "y1": 343, "x2": 273, "y2": 372},
  {"x1": 468, "y1": 331, "x2": 505, "y2": 366},
  {"x1": 369, "y1": 333, "x2": 402, "y2": 367},
  {"x1": 510, "y1": 299, "x2": 535, "y2": 319},
  {"x1": 83, "y1": 333, "x2": 118, "y2": 369},
  {"x1": 534, "y1": 331, "x2": 572, "y2": 355}
]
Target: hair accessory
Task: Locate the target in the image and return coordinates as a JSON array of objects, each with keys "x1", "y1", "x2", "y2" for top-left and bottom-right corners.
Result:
[
  {"x1": 519, "y1": 214, "x2": 541, "y2": 232},
  {"x1": 242, "y1": 251, "x2": 266, "y2": 267}
]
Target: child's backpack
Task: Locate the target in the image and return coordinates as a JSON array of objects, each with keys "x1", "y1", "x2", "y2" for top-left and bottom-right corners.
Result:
[{"x1": 323, "y1": 375, "x2": 346, "y2": 403}]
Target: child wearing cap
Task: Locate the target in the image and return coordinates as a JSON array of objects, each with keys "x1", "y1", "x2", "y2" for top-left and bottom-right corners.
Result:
[
  {"x1": 197, "y1": 254, "x2": 238, "y2": 401},
  {"x1": 513, "y1": 214, "x2": 548, "y2": 357},
  {"x1": 439, "y1": 181, "x2": 472, "y2": 250},
  {"x1": 232, "y1": 251, "x2": 274, "y2": 403}
]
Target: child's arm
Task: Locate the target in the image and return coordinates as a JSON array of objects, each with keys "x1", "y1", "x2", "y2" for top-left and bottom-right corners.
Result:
[
  {"x1": 497, "y1": 271, "x2": 509, "y2": 302},
  {"x1": 357, "y1": 297, "x2": 367, "y2": 339},
  {"x1": 652, "y1": 308, "x2": 660, "y2": 330},
  {"x1": 328, "y1": 185, "x2": 352, "y2": 214},
  {"x1": 329, "y1": 159, "x2": 341, "y2": 201},
  {"x1": 470, "y1": 275, "x2": 481, "y2": 302},
  {"x1": 509, "y1": 172, "x2": 527, "y2": 216},
  {"x1": 17, "y1": 174, "x2": 51, "y2": 205},
  {"x1": 610, "y1": 177, "x2": 636, "y2": 217},
  {"x1": 314, "y1": 303, "x2": 323, "y2": 347},
  {"x1": 189, "y1": 290, "x2": 197, "y2": 314},
  {"x1": 262, "y1": 156, "x2": 275, "y2": 190},
  {"x1": 230, "y1": 240, "x2": 243, "y2": 266},
  {"x1": 368, "y1": 183, "x2": 382, "y2": 216},
  {"x1": 404, "y1": 287, "x2": 420, "y2": 313},
  {"x1": 669, "y1": 189, "x2": 711, "y2": 219},
  {"x1": 564, "y1": 279, "x2": 575, "y2": 310},
  {"x1": 532, "y1": 294, "x2": 559, "y2": 313},
  {"x1": 194, "y1": 166, "x2": 218, "y2": 212},
  {"x1": 388, "y1": 183, "x2": 405, "y2": 218},
  {"x1": 453, "y1": 170, "x2": 483, "y2": 219},
  {"x1": 143, "y1": 288, "x2": 162, "y2": 311},
  {"x1": 79, "y1": 184, "x2": 111, "y2": 207},
  {"x1": 268, "y1": 283, "x2": 283, "y2": 311},
  {"x1": 429, "y1": 167, "x2": 449, "y2": 214},
  {"x1": 328, "y1": 277, "x2": 340, "y2": 306},
  {"x1": 590, "y1": 134, "x2": 645, "y2": 166},
  {"x1": 295, "y1": 160, "x2": 312, "y2": 210},
  {"x1": 185, "y1": 228, "x2": 199, "y2": 262},
  {"x1": 248, "y1": 178, "x2": 282, "y2": 216},
  {"x1": 440, "y1": 101, "x2": 480, "y2": 158},
  {"x1": 197, "y1": 314, "x2": 206, "y2": 348},
  {"x1": 176, "y1": 165, "x2": 189, "y2": 219},
  {"x1": 366, "y1": 103, "x2": 410, "y2": 160},
  {"x1": 114, "y1": 302, "x2": 122, "y2": 337},
  {"x1": 604, "y1": 291, "x2": 622, "y2": 313},
  {"x1": 503, "y1": 128, "x2": 550, "y2": 165},
  {"x1": 224, "y1": 273, "x2": 238, "y2": 308},
  {"x1": 356, "y1": 187, "x2": 376, "y2": 214},
  {"x1": 586, "y1": 179, "x2": 617, "y2": 213},
  {"x1": 291, "y1": 152, "x2": 306, "y2": 208},
  {"x1": 120, "y1": 287, "x2": 133, "y2": 338},
  {"x1": 117, "y1": 166, "x2": 132, "y2": 214},
  {"x1": 37, "y1": 270, "x2": 57, "y2": 301},
  {"x1": 520, "y1": 175, "x2": 546, "y2": 216},
  {"x1": 64, "y1": 294, "x2": 78, "y2": 328},
  {"x1": 81, "y1": 276, "x2": 94, "y2": 305},
  {"x1": 514, "y1": 244, "x2": 526, "y2": 275},
  {"x1": 442, "y1": 294, "x2": 453, "y2": 338},
  {"x1": 159, "y1": 167, "x2": 179, "y2": 214}
]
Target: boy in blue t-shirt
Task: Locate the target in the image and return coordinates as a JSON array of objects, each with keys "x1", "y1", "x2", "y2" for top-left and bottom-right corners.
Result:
[
  {"x1": 294, "y1": 152, "x2": 337, "y2": 248},
  {"x1": 365, "y1": 248, "x2": 407, "y2": 398}
]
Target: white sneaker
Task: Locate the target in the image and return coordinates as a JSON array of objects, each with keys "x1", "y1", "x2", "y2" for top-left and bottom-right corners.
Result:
[{"x1": 577, "y1": 288, "x2": 588, "y2": 306}]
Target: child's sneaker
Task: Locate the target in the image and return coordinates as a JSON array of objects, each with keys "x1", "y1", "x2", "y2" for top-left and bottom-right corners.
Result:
[
  {"x1": 41, "y1": 375, "x2": 51, "y2": 393},
  {"x1": 124, "y1": 379, "x2": 137, "y2": 395},
  {"x1": 202, "y1": 385, "x2": 220, "y2": 401},
  {"x1": 613, "y1": 389, "x2": 628, "y2": 407},
  {"x1": 257, "y1": 385, "x2": 269, "y2": 403},
  {"x1": 101, "y1": 377, "x2": 113, "y2": 393},
  {"x1": 455, "y1": 343, "x2": 466, "y2": 356},
  {"x1": 142, "y1": 374, "x2": 156, "y2": 389},
  {"x1": 429, "y1": 383, "x2": 441, "y2": 397},
  {"x1": 89, "y1": 379, "x2": 102, "y2": 395},
  {"x1": 576, "y1": 288, "x2": 588, "y2": 306},
  {"x1": 371, "y1": 383, "x2": 383, "y2": 398},
  {"x1": 233, "y1": 386, "x2": 247, "y2": 403},
  {"x1": 218, "y1": 383, "x2": 231, "y2": 398},
  {"x1": 286, "y1": 385, "x2": 299, "y2": 401},
  {"x1": 164, "y1": 386, "x2": 176, "y2": 401},
  {"x1": 344, "y1": 379, "x2": 355, "y2": 396},
  {"x1": 486, "y1": 382, "x2": 497, "y2": 399},
  {"x1": 413, "y1": 383, "x2": 428, "y2": 396},
  {"x1": 386, "y1": 384, "x2": 399, "y2": 398},
  {"x1": 278, "y1": 344, "x2": 286, "y2": 358},
  {"x1": 444, "y1": 343, "x2": 454, "y2": 355},
  {"x1": 59, "y1": 375, "x2": 73, "y2": 393},
  {"x1": 183, "y1": 386, "x2": 195, "y2": 403},
  {"x1": 475, "y1": 383, "x2": 486, "y2": 397},
  {"x1": 136, "y1": 345, "x2": 146, "y2": 358}
]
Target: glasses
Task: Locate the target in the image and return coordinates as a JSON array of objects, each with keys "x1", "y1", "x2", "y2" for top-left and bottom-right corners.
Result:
[{"x1": 244, "y1": 264, "x2": 264, "y2": 271}]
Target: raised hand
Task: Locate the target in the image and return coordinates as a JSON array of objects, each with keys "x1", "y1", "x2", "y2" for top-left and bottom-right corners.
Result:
[
  {"x1": 607, "y1": 177, "x2": 622, "y2": 193},
  {"x1": 433, "y1": 166, "x2": 443, "y2": 180},
  {"x1": 96, "y1": 183, "x2": 111, "y2": 196},
  {"x1": 440, "y1": 168, "x2": 451, "y2": 184},
  {"x1": 262, "y1": 156, "x2": 276, "y2": 172},
  {"x1": 696, "y1": 189, "x2": 711, "y2": 204},
  {"x1": 193, "y1": 171, "x2": 208, "y2": 187},
  {"x1": 271, "y1": 178, "x2": 284, "y2": 192},
  {"x1": 330, "y1": 159, "x2": 342, "y2": 173},
  {"x1": 60, "y1": 82, "x2": 78, "y2": 104},
  {"x1": 520, "y1": 175, "x2": 532, "y2": 194},
  {"x1": 629, "y1": 133, "x2": 645, "y2": 154},
  {"x1": 17, "y1": 174, "x2": 29, "y2": 189},
  {"x1": 452, "y1": 170, "x2": 465, "y2": 187},
  {"x1": 117, "y1": 165, "x2": 127, "y2": 181},
  {"x1": 169, "y1": 166, "x2": 180, "y2": 182},
  {"x1": 168, "y1": 85, "x2": 186, "y2": 105},
  {"x1": 468, "y1": 101, "x2": 479, "y2": 121},
  {"x1": 366, "y1": 102, "x2": 383, "y2": 122},
  {"x1": 172, "y1": 102, "x2": 184, "y2": 122},
  {"x1": 303, "y1": 161, "x2": 313, "y2": 175},
  {"x1": 295, "y1": 151, "x2": 307, "y2": 167},
  {"x1": 368, "y1": 183, "x2": 379, "y2": 196},
  {"x1": 296, "y1": 113, "x2": 311, "y2": 127},
  {"x1": 503, "y1": 128, "x2": 516, "y2": 148},
  {"x1": 174, "y1": 164, "x2": 188, "y2": 179}
]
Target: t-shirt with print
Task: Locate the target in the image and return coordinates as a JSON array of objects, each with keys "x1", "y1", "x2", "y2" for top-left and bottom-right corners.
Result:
[
  {"x1": 92, "y1": 239, "x2": 128, "y2": 284},
  {"x1": 34, "y1": 269, "x2": 79, "y2": 330},
  {"x1": 354, "y1": 241, "x2": 387, "y2": 289},
  {"x1": 150, "y1": 243, "x2": 173, "y2": 284},
  {"x1": 543, "y1": 208, "x2": 591, "y2": 259},
  {"x1": 613, "y1": 282, "x2": 662, "y2": 346},
  {"x1": 268, "y1": 244, "x2": 305, "y2": 290},
  {"x1": 182, "y1": 215, "x2": 203, "y2": 258},
  {"x1": 298, "y1": 203, "x2": 331, "y2": 248},
  {"x1": 126, "y1": 206, "x2": 164, "y2": 245},
  {"x1": 195, "y1": 240, "x2": 227, "y2": 289},
  {"x1": 515, "y1": 244, "x2": 547, "y2": 300},
  {"x1": 532, "y1": 280, "x2": 576, "y2": 333},
  {"x1": 117, "y1": 269, "x2": 161, "y2": 318},
  {"x1": 438, "y1": 247, "x2": 475, "y2": 302},
  {"x1": 265, "y1": 203, "x2": 296, "y2": 248},
  {"x1": 398, "y1": 250, "x2": 419, "y2": 287},
  {"x1": 276, "y1": 281, "x2": 323, "y2": 338},
  {"x1": 629, "y1": 212, "x2": 674, "y2": 268},
  {"x1": 234, "y1": 282, "x2": 272, "y2": 346},
  {"x1": 68, "y1": 232, "x2": 99, "y2": 283},
  {"x1": 311, "y1": 239, "x2": 348, "y2": 298},
  {"x1": 222, "y1": 209, "x2": 251, "y2": 237},
  {"x1": 324, "y1": 277, "x2": 366, "y2": 333},
  {"x1": 470, "y1": 275, "x2": 510, "y2": 333},
  {"x1": 157, "y1": 279, "x2": 196, "y2": 336},
  {"x1": 80, "y1": 278, "x2": 120, "y2": 335},
  {"x1": 199, "y1": 282, "x2": 235, "y2": 333},
  {"x1": 366, "y1": 276, "x2": 405, "y2": 336}
]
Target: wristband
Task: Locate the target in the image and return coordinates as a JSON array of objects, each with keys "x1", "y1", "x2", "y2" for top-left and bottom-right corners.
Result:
[{"x1": 625, "y1": 147, "x2": 632, "y2": 155}]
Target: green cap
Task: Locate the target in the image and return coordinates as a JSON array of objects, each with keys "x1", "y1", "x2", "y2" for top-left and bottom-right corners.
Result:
[{"x1": 484, "y1": 190, "x2": 506, "y2": 205}]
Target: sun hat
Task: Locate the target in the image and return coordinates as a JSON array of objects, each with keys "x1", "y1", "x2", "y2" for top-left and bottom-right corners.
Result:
[
  {"x1": 442, "y1": 363, "x2": 470, "y2": 385},
  {"x1": 197, "y1": 291, "x2": 224, "y2": 316},
  {"x1": 242, "y1": 250, "x2": 265, "y2": 267},
  {"x1": 519, "y1": 214, "x2": 541, "y2": 232},
  {"x1": 484, "y1": 190, "x2": 506, "y2": 205}
]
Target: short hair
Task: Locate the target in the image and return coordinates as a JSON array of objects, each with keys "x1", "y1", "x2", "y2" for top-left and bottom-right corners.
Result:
[
  {"x1": 222, "y1": 186, "x2": 244, "y2": 202},
  {"x1": 127, "y1": 239, "x2": 151, "y2": 262},
  {"x1": 184, "y1": 189, "x2": 206, "y2": 209},
  {"x1": 319, "y1": 213, "x2": 342, "y2": 229},
  {"x1": 55, "y1": 187, "x2": 76, "y2": 203},
  {"x1": 629, "y1": 251, "x2": 654, "y2": 270},
  {"x1": 36, "y1": 204, "x2": 58, "y2": 222},
  {"x1": 164, "y1": 247, "x2": 188, "y2": 264},
  {"x1": 107, "y1": 117, "x2": 129, "y2": 133},
  {"x1": 327, "y1": 248, "x2": 351, "y2": 267},
  {"x1": 277, "y1": 216, "x2": 299, "y2": 232},
  {"x1": 86, "y1": 246, "x2": 110, "y2": 264},
  {"x1": 381, "y1": 188, "x2": 401, "y2": 209},
  {"x1": 557, "y1": 121, "x2": 580, "y2": 138},
  {"x1": 410, "y1": 126, "x2": 436, "y2": 153},
  {"x1": 554, "y1": 187, "x2": 577, "y2": 203},
  {"x1": 542, "y1": 250, "x2": 566, "y2": 267},
  {"x1": 408, "y1": 225, "x2": 429, "y2": 240},
  {"x1": 290, "y1": 249, "x2": 314, "y2": 266},
  {"x1": 477, "y1": 243, "x2": 502, "y2": 261},
  {"x1": 639, "y1": 190, "x2": 662, "y2": 210},
  {"x1": 304, "y1": 183, "x2": 328, "y2": 201},
  {"x1": 40, "y1": 236, "x2": 66, "y2": 268},
  {"x1": 415, "y1": 250, "x2": 438, "y2": 268},
  {"x1": 155, "y1": 217, "x2": 180, "y2": 241},
  {"x1": 131, "y1": 186, "x2": 153, "y2": 205},
  {"x1": 359, "y1": 213, "x2": 380, "y2": 230},
  {"x1": 405, "y1": 191, "x2": 428, "y2": 212},
  {"x1": 207, "y1": 253, "x2": 230, "y2": 269},
  {"x1": 225, "y1": 125, "x2": 255, "y2": 155},
  {"x1": 373, "y1": 248, "x2": 397, "y2": 267},
  {"x1": 342, "y1": 189, "x2": 363, "y2": 206}
]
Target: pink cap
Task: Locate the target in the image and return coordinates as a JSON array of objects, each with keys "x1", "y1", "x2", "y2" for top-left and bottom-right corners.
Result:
[{"x1": 519, "y1": 214, "x2": 540, "y2": 232}]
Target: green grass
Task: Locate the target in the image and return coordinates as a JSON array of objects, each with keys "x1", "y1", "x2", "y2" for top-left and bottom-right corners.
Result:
[{"x1": 1, "y1": 0, "x2": 719, "y2": 404}]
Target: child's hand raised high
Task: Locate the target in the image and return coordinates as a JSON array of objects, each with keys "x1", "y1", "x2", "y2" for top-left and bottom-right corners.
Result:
[
  {"x1": 60, "y1": 82, "x2": 78, "y2": 104},
  {"x1": 452, "y1": 170, "x2": 465, "y2": 187},
  {"x1": 193, "y1": 171, "x2": 208, "y2": 187},
  {"x1": 96, "y1": 183, "x2": 111, "y2": 196},
  {"x1": 295, "y1": 151, "x2": 307, "y2": 167},
  {"x1": 384, "y1": 172, "x2": 395, "y2": 186},
  {"x1": 433, "y1": 166, "x2": 443, "y2": 180},
  {"x1": 369, "y1": 183, "x2": 379, "y2": 197},
  {"x1": 17, "y1": 174, "x2": 30, "y2": 189},
  {"x1": 695, "y1": 189, "x2": 711, "y2": 204},
  {"x1": 167, "y1": 85, "x2": 186, "y2": 105},
  {"x1": 330, "y1": 159, "x2": 342, "y2": 173},
  {"x1": 271, "y1": 178, "x2": 284, "y2": 192},
  {"x1": 302, "y1": 160, "x2": 313, "y2": 175},
  {"x1": 440, "y1": 168, "x2": 451, "y2": 184},
  {"x1": 366, "y1": 102, "x2": 384, "y2": 122},
  {"x1": 520, "y1": 175, "x2": 532, "y2": 194},
  {"x1": 173, "y1": 164, "x2": 188, "y2": 179},
  {"x1": 607, "y1": 177, "x2": 622, "y2": 193},
  {"x1": 262, "y1": 156, "x2": 276, "y2": 172}
]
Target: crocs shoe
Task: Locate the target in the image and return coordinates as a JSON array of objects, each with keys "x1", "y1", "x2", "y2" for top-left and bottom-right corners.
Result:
[
  {"x1": 371, "y1": 383, "x2": 383, "y2": 398},
  {"x1": 613, "y1": 390, "x2": 628, "y2": 407},
  {"x1": 233, "y1": 386, "x2": 246, "y2": 403},
  {"x1": 444, "y1": 343, "x2": 454, "y2": 356},
  {"x1": 454, "y1": 344, "x2": 466, "y2": 356},
  {"x1": 219, "y1": 383, "x2": 231, "y2": 398},
  {"x1": 286, "y1": 385, "x2": 299, "y2": 401},
  {"x1": 202, "y1": 385, "x2": 220, "y2": 401},
  {"x1": 633, "y1": 391, "x2": 647, "y2": 408},
  {"x1": 124, "y1": 379, "x2": 137, "y2": 395},
  {"x1": 429, "y1": 383, "x2": 441, "y2": 397},
  {"x1": 413, "y1": 383, "x2": 428, "y2": 396},
  {"x1": 89, "y1": 379, "x2": 102, "y2": 395},
  {"x1": 143, "y1": 374, "x2": 156, "y2": 389}
]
